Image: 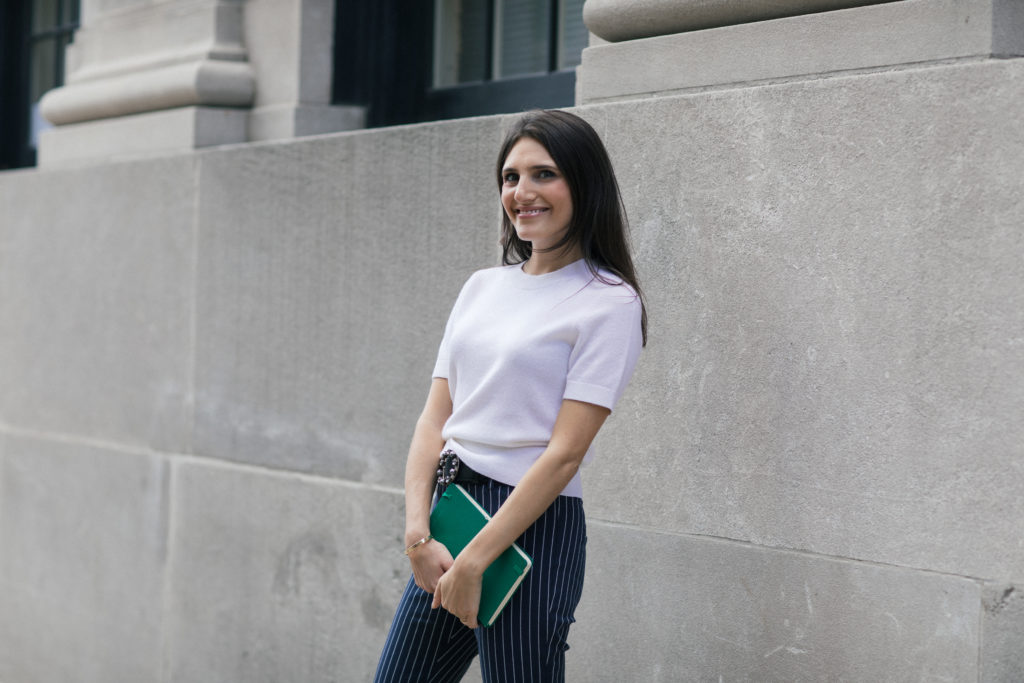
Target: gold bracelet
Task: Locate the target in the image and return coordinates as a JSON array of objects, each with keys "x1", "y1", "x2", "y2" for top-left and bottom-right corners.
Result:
[{"x1": 404, "y1": 535, "x2": 433, "y2": 555}]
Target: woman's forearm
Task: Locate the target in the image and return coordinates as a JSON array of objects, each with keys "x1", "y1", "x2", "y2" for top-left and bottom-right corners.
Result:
[
  {"x1": 404, "y1": 419, "x2": 445, "y2": 544},
  {"x1": 455, "y1": 399, "x2": 609, "y2": 574},
  {"x1": 455, "y1": 449, "x2": 579, "y2": 574},
  {"x1": 403, "y1": 378, "x2": 452, "y2": 545}
]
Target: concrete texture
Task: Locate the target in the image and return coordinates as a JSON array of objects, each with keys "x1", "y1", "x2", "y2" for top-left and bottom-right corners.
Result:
[
  {"x1": 38, "y1": 106, "x2": 248, "y2": 167},
  {"x1": 248, "y1": 102, "x2": 366, "y2": 142},
  {"x1": 191, "y1": 118, "x2": 504, "y2": 483},
  {"x1": 981, "y1": 583, "x2": 1024, "y2": 682},
  {"x1": 0, "y1": 157, "x2": 196, "y2": 452},
  {"x1": 244, "y1": 0, "x2": 362, "y2": 141},
  {"x1": 583, "y1": 59, "x2": 1024, "y2": 584},
  {"x1": 162, "y1": 457, "x2": 406, "y2": 683},
  {"x1": 244, "y1": 0, "x2": 333, "y2": 106},
  {"x1": 0, "y1": 434, "x2": 169, "y2": 683},
  {"x1": 569, "y1": 521, "x2": 981, "y2": 681},
  {"x1": 68, "y1": 0, "x2": 247, "y2": 80},
  {"x1": 578, "y1": 0, "x2": 1024, "y2": 103}
]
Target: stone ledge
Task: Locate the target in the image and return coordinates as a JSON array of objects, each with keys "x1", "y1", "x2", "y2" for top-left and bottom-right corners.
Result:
[
  {"x1": 578, "y1": 0, "x2": 1024, "y2": 103},
  {"x1": 37, "y1": 106, "x2": 248, "y2": 167},
  {"x1": 248, "y1": 103, "x2": 366, "y2": 142},
  {"x1": 41, "y1": 59, "x2": 254, "y2": 126},
  {"x1": 583, "y1": 0, "x2": 888, "y2": 43}
]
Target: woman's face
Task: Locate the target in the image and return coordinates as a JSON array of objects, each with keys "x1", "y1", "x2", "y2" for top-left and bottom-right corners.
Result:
[{"x1": 500, "y1": 137, "x2": 573, "y2": 252}]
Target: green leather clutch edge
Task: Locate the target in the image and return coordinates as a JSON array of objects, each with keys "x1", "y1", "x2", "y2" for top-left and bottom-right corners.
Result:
[{"x1": 430, "y1": 484, "x2": 533, "y2": 627}]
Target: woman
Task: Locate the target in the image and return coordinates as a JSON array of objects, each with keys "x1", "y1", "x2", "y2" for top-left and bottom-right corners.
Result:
[{"x1": 375, "y1": 109, "x2": 647, "y2": 682}]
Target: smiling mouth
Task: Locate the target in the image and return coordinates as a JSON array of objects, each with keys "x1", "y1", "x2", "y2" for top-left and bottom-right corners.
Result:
[{"x1": 516, "y1": 208, "x2": 548, "y2": 217}]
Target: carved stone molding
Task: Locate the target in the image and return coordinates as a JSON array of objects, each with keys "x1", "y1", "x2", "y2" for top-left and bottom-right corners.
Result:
[
  {"x1": 40, "y1": 0, "x2": 254, "y2": 126},
  {"x1": 583, "y1": 0, "x2": 893, "y2": 42},
  {"x1": 41, "y1": 59, "x2": 254, "y2": 126}
]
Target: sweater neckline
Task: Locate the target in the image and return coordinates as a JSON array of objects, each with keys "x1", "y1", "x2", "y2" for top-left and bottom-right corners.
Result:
[{"x1": 509, "y1": 258, "x2": 588, "y2": 289}]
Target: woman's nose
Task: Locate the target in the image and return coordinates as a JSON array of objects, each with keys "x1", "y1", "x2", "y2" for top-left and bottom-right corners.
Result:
[{"x1": 514, "y1": 179, "x2": 536, "y2": 202}]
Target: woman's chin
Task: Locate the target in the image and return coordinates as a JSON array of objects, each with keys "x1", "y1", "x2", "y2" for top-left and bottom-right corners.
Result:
[{"x1": 514, "y1": 227, "x2": 537, "y2": 243}]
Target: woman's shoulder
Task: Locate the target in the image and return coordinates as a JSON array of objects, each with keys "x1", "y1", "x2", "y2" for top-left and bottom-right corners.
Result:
[
  {"x1": 463, "y1": 263, "x2": 518, "y2": 287},
  {"x1": 451, "y1": 264, "x2": 518, "y2": 301},
  {"x1": 583, "y1": 265, "x2": 639, "y2": 302}
]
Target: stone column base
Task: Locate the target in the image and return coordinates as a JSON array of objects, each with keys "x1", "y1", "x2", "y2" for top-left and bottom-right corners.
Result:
[
  {"x1": 248, "y1": 103, "x2": 366, "y2": 142},
  {"x1": 577, "y1": 0, "x2": 1024, "y2": 104},
  {"x1": 38, "y1": 107, "x2": 248, "y2": 167}
]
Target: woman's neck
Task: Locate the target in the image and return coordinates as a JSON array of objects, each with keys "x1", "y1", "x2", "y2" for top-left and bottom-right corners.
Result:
[{"x1": 522, "y1": 245, "x2": 583, "y2": 276}]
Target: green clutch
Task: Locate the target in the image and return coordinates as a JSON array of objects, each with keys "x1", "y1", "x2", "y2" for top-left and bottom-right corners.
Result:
[{"x1": 430, "y1": 484, "x2": 533, "y2": 627}]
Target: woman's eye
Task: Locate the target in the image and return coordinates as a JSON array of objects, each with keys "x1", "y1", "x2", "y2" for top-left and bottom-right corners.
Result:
[{"x1": 503, "y1": 173, "x2": 518, "y2": 184}]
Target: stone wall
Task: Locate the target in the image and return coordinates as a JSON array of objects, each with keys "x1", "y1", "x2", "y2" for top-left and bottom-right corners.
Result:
[{"x1": 2, "y1": 59, "x2": 1023, "y2": 681}]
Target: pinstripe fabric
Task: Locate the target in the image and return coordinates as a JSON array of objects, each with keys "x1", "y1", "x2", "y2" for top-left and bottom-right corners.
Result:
[{"x1": 374, "y1": 480, "x2": 587, "y2": 683}]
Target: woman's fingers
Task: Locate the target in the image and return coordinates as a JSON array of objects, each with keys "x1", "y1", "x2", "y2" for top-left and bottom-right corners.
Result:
[
  {"x1": 409, "y1": 540, "x2": 453, "y2": 594},
  {"x1": 430, "y1": 579, "x2": 444, "y2": 609},
  {"x1": 432, "y1": 565, "x2": 482, "y2": 628}
]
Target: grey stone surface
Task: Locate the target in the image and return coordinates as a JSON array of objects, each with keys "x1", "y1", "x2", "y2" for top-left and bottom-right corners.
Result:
[
  {"x1": 578, "y1": 0, "x2": 1024, "y2": 103},
  {"x1": 569, "y1": 521, "x2": 981, "y2": 681},
  {"x1": 41, "y1": 59, "x2": 254, "y2": 126},
  {"x1": 191, "y1": 117, "x2": 505, "y2": 484},
  {"x1": 244, "y1": 0, "x2": 336, "y2": 107},
  {"x1": 0, "y1": 433, "x2": 169, "y2": 683},
  {"x1": 163, "y1": 457, "x2": 407, "y2": 683},
  {"x1": 0, "y1": 157, "x2": 196, "y2": 452},
  {"x1": 38, "y1": 106, "x2": 248, "y2": 167},
  {"x1": 584, "y1": 58, "x2": 1024, "y2": 582},
  {"x1": 68, "y1": 0, "x2": 247, "y2": 79},
  {"x1": 583, "y1": 0, "x2": 887, "y2": 42},
  {"x1": 244, "y1": 0, "x2": 360, "y2": 141},
  {"x1": 981, "y1": 583, "x2": 1024, "y2": 683},
  {"x1": 248, "y1": 102, "x2": 366, "y2": 141},
  {"x1": 43, "y1": 0, "x2": 252, "y2": 125}
]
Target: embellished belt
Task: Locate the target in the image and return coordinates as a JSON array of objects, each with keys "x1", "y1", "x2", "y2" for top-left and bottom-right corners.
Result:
[{"x1": 437, "y1": 449, "x2": 493, "y2": 491}]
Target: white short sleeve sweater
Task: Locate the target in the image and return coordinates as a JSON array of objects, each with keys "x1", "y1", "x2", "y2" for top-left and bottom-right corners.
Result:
[{"x1": 432, "y1": 258, "x2": 643, "y2": 497}]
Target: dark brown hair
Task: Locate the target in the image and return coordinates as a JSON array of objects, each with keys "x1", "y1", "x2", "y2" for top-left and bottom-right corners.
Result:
[{"x1": 496, "y1": 109, "x2": 647, "y2": 345}]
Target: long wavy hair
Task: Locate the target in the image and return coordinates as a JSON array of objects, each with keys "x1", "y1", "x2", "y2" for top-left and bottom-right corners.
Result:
[{"x1": 496, "y1": 109, "x2": 647, "y2": 345}]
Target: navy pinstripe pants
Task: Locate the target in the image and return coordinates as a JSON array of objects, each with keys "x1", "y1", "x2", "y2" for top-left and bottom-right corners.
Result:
[{"x1": 374, "y1": 480, "x2": 587, "y2": 683}]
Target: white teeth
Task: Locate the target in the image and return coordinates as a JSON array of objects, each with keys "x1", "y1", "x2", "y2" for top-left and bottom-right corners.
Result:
[{"x1": 518, "y1": 209, "x2": 546, "y2": 216}]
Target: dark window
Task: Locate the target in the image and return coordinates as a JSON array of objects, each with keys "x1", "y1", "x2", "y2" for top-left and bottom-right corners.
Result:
[
  {"x1": 0, "y1": 0, "x2": 80, "y2": 169},
  {"x1": 333, "y1": 0, "x2": 587, "y2": 128}
]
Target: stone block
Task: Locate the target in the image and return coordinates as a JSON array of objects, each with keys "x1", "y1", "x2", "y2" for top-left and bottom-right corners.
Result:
[
  {"x1": 0, "y1": 434, "x2": 169, "y2": 683},
  {"x1": 248, "y1": 103, "x2": 366, "y2": 142},
  {"x1": 191, "y1": 116, "x2": 506, "y2": 485},
  {"x1": 981, "y1": 583, "x2": 1024, "y2": 682},
  {"x1": 41, "y1": 0, "x2": 253, "y2": 129},
  {"x1": 568, "y1": 521, "x2": 981, "y2": 681},
  {"x1": 162, "y1": 458, "x2": 407, "y2": 682},
  {"x1": 0, "y1": 157, "x2": 196, "y2": 452},
  {"x1": 243, "y1": 0, "x2": 337, "y2": 106},
  {"x1": 65, "y1": 0, "x2": 247, "y2": 79},
  {"x1": 581, "y1": 59, "x2": 1024, "y2": 581},
  {"x1": 38, "y1": 106, "x2": 248, "y2": 167},
  {"x1": 578, "y1": 0, "x2": 1024, "y2": 103}
]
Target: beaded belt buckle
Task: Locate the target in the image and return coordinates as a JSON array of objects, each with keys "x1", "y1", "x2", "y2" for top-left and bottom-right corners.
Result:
[{"x1": 436, "y1": 449, "x2": 460, "y2": 491}]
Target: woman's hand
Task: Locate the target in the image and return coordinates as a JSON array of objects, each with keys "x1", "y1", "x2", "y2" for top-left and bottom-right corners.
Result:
[
  {"x1": 408, "y1": 539, "x2": 453, "y2": 594},
  {"x1": 431, "y1": 557, "x2": 484, "y2": 629}
]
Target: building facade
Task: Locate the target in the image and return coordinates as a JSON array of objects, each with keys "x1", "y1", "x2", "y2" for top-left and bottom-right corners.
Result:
[{"x1": 1, "y1": 0, "x2": 1023, "y2": 680}]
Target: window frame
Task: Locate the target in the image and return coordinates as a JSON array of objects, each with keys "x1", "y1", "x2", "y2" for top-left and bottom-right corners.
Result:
[
  {"x1": 0, "y1": 0, "x2": 81, "y2": 170},
  {"x1": 332, "y1": 0, "x2": 579, "y2": 129},
  {"x1": 0, "y1": 2, "x2": 33, "y2": 169}
]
